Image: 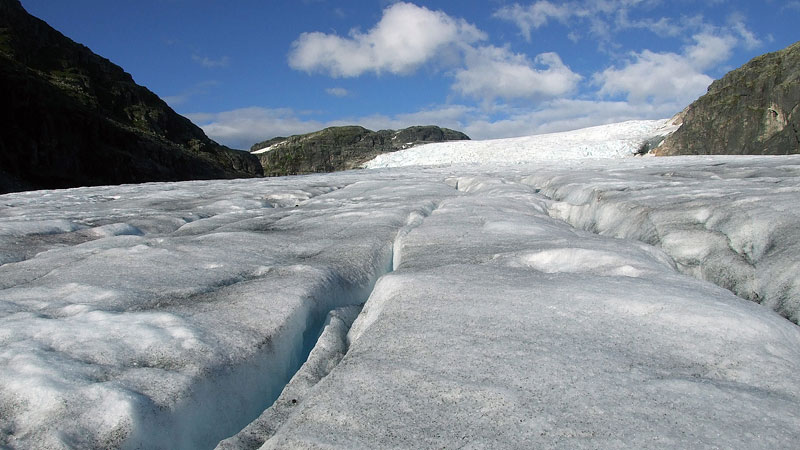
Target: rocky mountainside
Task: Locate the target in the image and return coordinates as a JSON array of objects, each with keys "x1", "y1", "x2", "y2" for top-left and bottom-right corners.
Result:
[
  {"x1": 0, "y1": 0, "x2": 262, "y2": 194},
  {"x1": 251, "y1": 125, "x2": 469, "y2": 176},
  {"x1": 656, "y1": 41, "x2": 800, "y2": 156}
]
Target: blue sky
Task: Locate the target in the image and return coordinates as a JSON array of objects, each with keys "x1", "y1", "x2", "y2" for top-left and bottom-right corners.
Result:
[{"x1": 20, "y1": 0, "x2": 800, "y2": 149}]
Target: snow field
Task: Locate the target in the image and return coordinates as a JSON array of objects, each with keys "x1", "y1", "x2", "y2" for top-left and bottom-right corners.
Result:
[{"x1": 365, "y1": 119, "x2": 677, "y2": 168}]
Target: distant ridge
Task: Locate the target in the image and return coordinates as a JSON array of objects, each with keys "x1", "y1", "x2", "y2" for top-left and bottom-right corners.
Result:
[
  {"x1": 250, "y1": 125, "x2": 469, "y2": 176},
  {"x1": 0, "y1": 0, "x2": 263, "y2": 194},
  {"x1": 656, "y1": 41, "x2": 800, "y2": 156}
]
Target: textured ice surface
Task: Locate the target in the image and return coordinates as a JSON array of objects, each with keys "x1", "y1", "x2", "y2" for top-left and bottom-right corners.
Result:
[
  {"x1": 263, "y1": 169, "x2": 800, "y2": 449},
  {"x1": 518, "y1": 156, "x2": 800, "y2": 323},
  {"x1": 0, "y1": 175, "x2": 457, "y2": 449},
  {"x1": 2, "y1": 155, "x2": 800, "y2": 449}
]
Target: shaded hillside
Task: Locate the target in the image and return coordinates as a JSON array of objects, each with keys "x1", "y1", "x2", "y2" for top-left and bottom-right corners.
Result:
[
  {"x1": 0, "y1": 0, "x2": 262, "y2": 194},
  {"x1": 251, "y1": 125, "x2": 469, "y2": 176},
  {"x1": 656, "y1": 41, "x2": 800, "y2": 156}
]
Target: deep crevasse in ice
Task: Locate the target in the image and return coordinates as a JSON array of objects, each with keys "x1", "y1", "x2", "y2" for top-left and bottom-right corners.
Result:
[{"x1": 0, "y1": 174, "x2": 457, "y2": 449}]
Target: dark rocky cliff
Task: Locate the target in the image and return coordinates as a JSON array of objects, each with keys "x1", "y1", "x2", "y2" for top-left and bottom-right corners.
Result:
[
  {"x1": 656, "y1": 41, "x2": 800, "y2": 156},
  {"x1": 251, "y1": 125, "x2": 470, "y2": 176},
  {"x1": 0, "y1": 0, "x2": 262, "y2": 194}
]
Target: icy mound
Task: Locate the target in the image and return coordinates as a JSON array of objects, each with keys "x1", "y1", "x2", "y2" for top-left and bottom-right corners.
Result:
[
  {"x1": 521, "y1": 155, "x2": 800, "y2": 323},
  {"x1": 365, "y1": 119, "x2": 676, "y2": 168}
]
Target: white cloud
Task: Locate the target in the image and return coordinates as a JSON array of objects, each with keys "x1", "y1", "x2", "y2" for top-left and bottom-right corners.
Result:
[
  {"x1": 288, "y1": 2, "x2": 485, "y2": 77},
  {"x1": 493, "y1": 1, "x2": 576, "y2": 41},
  {"x1": 593, "y1": 33, "x2": 742, "y2": 105},
  {"x1": 728, "y1": 13, "x2": 762, "y2": 50},
  {"x1": 493, "y1": 0, "x2": 648, "y2": 42},
  {"x1": 494, "y1": 0, "x2": 762, "y2": 53},
  {"x1": 685, "y1": 33, "x2": 736, "y2": 69},
  {"x1": 595, "y1": 50, "x2": 713, "y2": 104},
  {"x1": 288, "y1": 2, "x2": 579, "y2": 102},
  {"x1": 453, "y1": 46, "x2": 581, "y2": 101},
  {"x1": 192, "y1": 55, "x2": 230, "y2": 68},
  {"x1": 325, "y1": 87, "x2": 350, "y2": 97}
]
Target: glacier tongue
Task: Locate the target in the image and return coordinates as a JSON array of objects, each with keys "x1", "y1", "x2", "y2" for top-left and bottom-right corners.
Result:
[{"x1": 1, "y1": 155, "x2": 800, "y2": 449}]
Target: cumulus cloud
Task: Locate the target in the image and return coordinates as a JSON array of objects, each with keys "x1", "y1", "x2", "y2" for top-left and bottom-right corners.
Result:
[
  {"x1": 595, "y1": 51, "x2": 712, "y2": 104},
  {"x1": 685, "y1": 33, "x2": 737, "y2": 69},
  {"x1": 288, "y1": 2, "x2": 485, "y2": 77},
  {"x1": 453, "y1": 46, "x2": 581, "y2": 101},
  {"x1": 594, "y1": 33, "x2": 740, "y2": 105}
]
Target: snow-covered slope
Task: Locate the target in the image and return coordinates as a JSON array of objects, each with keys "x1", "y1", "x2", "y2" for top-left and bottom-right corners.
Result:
[
  {"x1": 2, "y1": 154, "x2": 800, "y2": 449},
  {"x1": 365, "y1": 119, "x2": 677, "y2": 168}
]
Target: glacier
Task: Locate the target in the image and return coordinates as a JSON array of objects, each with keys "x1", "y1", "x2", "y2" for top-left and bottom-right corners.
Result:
[{"x1": 2, "y1": 121, "x2": 800, "y2": 449}]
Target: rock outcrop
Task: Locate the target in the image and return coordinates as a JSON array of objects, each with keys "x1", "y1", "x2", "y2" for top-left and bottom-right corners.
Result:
[
  {"x1": 251, "y1": 126, "x2": 470, "y2": 176},
  {"x1": 0, "y1": 0, "x2": 262, "y2": 194},
  {"x1": 656, "y1": 41, "x2": 800, "y2": 156}
]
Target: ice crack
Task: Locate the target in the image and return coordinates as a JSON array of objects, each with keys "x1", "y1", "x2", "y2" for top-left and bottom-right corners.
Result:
[{"x1": 215, "y1": 206, "x2": 440, "y2": 449}]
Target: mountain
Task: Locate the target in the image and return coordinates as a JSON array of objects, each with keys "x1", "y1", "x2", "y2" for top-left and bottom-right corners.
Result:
[
  {"x1": 0, "y1": 0, "x2": 262, "y2": 194},
  {"x1": 655, "y1": 40, "x2": 800, "y2": 156},
  {"x1": 250, "y1": 125, "x2": 469, "y2": 176}
]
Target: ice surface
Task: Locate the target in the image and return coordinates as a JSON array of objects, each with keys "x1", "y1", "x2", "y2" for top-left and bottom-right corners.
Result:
[
  {"x1": 517, "y1": 156, "x2": 800, "y2": 323},
  {"x1": 365, "y1": 119, "x2": 675, "y2": 168},
  {"x1": 262, "y1": 171, "x2": 800, "y2": 449},
  {"x1": 0, "y1": 175, "x2": 458, "y2": 449},
  {"x1": 2, "y1": 148, "x2": 800, "y2": 448}
]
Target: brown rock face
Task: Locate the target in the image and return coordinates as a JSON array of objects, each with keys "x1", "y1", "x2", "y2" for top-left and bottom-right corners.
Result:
[
  {"x1": 0, "y1": 0, "x2": 262, "y2": 194},
  {"x1": 656, "y1": 41, "x2": 800, "y2": 156}
]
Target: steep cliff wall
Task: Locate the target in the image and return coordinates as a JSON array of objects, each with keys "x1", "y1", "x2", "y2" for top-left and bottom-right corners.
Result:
[{"x1": 656, "y1": 41, "x2": 800, "y2": 156}]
